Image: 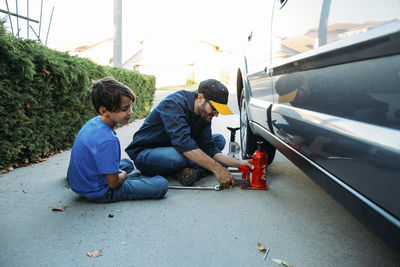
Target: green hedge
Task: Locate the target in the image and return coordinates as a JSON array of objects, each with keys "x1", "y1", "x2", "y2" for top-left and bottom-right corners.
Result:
[{"x1": 0, "y1": 26, "x2": 156, "y2": 170}]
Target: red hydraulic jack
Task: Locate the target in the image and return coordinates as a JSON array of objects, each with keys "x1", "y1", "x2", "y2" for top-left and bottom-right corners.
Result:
[{"x1": 238, "y1": 141, "x2": 268, "y2": 190}]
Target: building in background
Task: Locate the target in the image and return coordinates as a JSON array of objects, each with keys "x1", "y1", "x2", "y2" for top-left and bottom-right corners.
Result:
[{"x1": 70, "y1": 35, "x2": 235, "y2": 88}]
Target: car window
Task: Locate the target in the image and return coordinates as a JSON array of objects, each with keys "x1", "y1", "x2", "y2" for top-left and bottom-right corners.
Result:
[
  {"x1": 271, "y1": 0, "x2": 322, "y2": 61},
  {"x1": 271, "y1": 0, "x2": 400, "y2": 62},
  {"x1": 326, "y1": 0, "x2": 400, "y2": 45}
]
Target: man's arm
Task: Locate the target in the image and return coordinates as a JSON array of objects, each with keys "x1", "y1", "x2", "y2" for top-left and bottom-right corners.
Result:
[
  {"x1": 106, "y1": 170, "x2": 127, "y2": 188},
  {"x1": 213, "y1": 153, "x2": 253, "y2": 169},
  {"x1": 183, "y1": 149, "x2": 236, "y2": 188}
]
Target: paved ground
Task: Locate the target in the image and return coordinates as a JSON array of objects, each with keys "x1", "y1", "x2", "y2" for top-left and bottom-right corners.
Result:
[{"x1": 0, "y1": 90, "x2": 399, "y2": 267}]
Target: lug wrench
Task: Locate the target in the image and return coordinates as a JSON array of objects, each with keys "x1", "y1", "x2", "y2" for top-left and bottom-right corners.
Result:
[{"x1": 168, "y1": 185, "x2": 222, "y2": 191}]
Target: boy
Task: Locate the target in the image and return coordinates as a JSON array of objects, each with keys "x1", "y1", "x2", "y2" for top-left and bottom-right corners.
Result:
[{"x1": 67, "y1": 77, "x2": 168, "y2": 203}]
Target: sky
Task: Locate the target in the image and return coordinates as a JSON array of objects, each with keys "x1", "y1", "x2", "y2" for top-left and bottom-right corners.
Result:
[
  {"x1": 1, "y1": 0, "x2": 273, "y2": 87},
  {"x1": 1, "y1": 0, "x2": 267, "y2": 53},
  {"x1": 3, "y1": 0, "x2": 398, "y2": 87},
  {"x1": 2, "y1": 0, "x2": 399, "y2": 53}
]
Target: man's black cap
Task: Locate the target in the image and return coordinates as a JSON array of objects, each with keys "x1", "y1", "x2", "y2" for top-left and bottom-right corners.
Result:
[{"x1": 197, "y1": 79, "x2": 233, "y2": 115}]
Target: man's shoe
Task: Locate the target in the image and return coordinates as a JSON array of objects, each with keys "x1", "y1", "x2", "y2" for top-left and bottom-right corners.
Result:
[{"x1": 175, "y1": 168, "x2": 198, "y2": 186}]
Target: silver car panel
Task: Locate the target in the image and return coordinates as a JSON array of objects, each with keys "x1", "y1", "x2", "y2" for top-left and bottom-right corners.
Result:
[{"x1": 240, "y1": 0, "x2": 400, "y2": 251}]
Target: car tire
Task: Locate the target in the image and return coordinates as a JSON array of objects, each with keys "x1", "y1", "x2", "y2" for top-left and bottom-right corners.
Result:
[{"x1": 240, "y1": 90, "x2": 276, "y2": 164}]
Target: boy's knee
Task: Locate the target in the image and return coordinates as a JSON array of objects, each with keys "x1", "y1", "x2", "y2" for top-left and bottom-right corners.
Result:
[
  {"x1": 159, "y1": 176, "x2": 169, "y2": 192},
  {"x1": 119, "y1": 159, "x2": 134, "y2": 173},
  {"x1": 153, "y1": 175, "x2": 169, "y2": 198}
]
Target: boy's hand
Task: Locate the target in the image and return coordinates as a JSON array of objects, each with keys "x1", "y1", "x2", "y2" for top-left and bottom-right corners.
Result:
[{"x1": 107, "y1": 170, "x2": 127, "y2": 188}]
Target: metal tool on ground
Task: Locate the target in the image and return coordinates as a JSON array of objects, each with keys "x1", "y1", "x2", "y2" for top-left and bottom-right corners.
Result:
[
  {"x1": 227, "y1": 127, "x2": 240, "y2": 158},
  {"x1": 168, "y1": 185, "x2": 222, "y2": 191},
  {"x1": 231, "y1": 141, "x2": 268, "y2": 190},
  {"x1": 233, "y1": 177, "x2": 250, "y2": 187}
]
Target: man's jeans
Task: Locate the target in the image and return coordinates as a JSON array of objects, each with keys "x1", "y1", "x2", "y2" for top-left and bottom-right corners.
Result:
[
  {"x1": 134, "y1": 134, "x2": 226, "y2": 176},
  {"x1": 90, "y1": 160, "x2": 168, "y2": 203}
]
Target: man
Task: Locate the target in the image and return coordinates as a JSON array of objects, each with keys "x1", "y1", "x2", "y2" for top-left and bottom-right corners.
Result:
[{"x1": 125, "y1": 79, "x2": 253, "y2": 188}]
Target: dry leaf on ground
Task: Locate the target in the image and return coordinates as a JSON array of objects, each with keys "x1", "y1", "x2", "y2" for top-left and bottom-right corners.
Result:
[
  {"x1": 87, "y1": 250, "x2": 101, "y2": 258},
  {"x1": 52, "y1": 206, "x2": 66, "y2": 211},
  {"x1": 257, "y1": 242, "x2": 266, "y2": 252},
  {"x1": 271, "y1": 258, "x2": 293, "y2": 267}
]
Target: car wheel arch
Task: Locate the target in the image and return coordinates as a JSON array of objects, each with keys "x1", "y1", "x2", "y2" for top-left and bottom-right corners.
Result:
[
  {"x1": 236, "y1": 68, "x2": 244, "y2": 107},
  {"x1": 239, "y1": 90, "x2": 276, "y2": 163}
]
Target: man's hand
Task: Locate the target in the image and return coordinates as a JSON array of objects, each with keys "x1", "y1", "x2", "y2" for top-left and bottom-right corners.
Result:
[
  {"x1": 213, "y1": 153, "x2": 254, "y2": 170},
  {"x1": 214, "y1": 166, "x2": 236, "y2": 188},
  {"x1": 238, "y1": 159, "x2": 254, "y2": 170}
]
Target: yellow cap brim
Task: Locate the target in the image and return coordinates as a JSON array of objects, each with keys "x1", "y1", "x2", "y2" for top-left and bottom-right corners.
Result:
[
  {"x1": 210, "y1": 100, "x2": 233, "y2": 115},
  {"x1": 278, "y1": 88, "x2": 298, "y2": 104}
]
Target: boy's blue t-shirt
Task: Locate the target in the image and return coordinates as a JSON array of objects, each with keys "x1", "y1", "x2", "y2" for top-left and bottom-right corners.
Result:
[{"x1": 68, "y1": 116, "x2": 120, "y2": 198}]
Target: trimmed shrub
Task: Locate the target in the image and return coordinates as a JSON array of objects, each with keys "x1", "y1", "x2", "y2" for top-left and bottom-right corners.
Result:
[{"x1": 0, "y1": 26, "x2": 155, "y2": 170}]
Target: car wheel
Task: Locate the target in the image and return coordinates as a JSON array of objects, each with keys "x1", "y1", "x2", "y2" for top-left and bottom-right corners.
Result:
[{"x1": 240, "y1": 91, "x2": 276, "y2": 164}]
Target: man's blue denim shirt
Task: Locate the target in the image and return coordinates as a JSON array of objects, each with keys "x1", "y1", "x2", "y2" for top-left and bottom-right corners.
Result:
[{"x1": 125, "y1": 90, "x2": 220, "y2": 160}]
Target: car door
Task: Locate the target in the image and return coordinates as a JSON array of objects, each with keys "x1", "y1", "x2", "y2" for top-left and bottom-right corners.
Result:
[
  {"x1": 244, "y1": 1, "x2": 275, "y2": 130},
  {"x1": 269, "y1": 0, "x2": 400, "y2": 220}
]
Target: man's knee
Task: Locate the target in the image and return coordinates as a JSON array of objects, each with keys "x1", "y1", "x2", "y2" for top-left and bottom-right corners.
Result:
[
  {"x1": 134, "y1": 148, "x2": 189, "y2": 175},
  {"x1": 212, "y1": 134, "x2": 226, "y2": 151}
]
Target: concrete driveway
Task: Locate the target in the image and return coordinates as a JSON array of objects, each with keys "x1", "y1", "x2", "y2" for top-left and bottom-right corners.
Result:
[{"x1": 0, "y1": 90, "x2": 399, "y2": 266}]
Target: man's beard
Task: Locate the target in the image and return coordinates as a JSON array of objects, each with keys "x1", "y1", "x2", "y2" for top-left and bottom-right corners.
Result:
[{"x1": 199, "y1": 101, "x2": 212, "y2": 122}]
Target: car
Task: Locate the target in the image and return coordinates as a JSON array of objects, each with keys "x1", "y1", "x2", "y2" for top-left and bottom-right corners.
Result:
[{"x1": 236, "y1": 0, "x2": 400, "y2": 252}]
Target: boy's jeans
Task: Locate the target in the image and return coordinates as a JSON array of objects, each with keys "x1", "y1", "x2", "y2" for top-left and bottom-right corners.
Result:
[
  {"x1": 134, "y1": 134, "x2": 226, "y2": 176},
  {"x1": 90, "y1": 160, "x2": 168, "y2": 203}
]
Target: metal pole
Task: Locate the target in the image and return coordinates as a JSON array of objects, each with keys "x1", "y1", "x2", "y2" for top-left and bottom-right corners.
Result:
[
  {"x1": 318, "y1": 0, "x2": 331, "y2": 47},
  {"x1": 30, "y1": 25, "x2": 42, "y2": 44},
  {"x1": 0, "y1": 8, "x2": 39, "y2": 23},
  {"x1": 5, "y1": 0, "x2": 14, "y2": 35},
  {"x1": 38, "y1": 0, "x2": 43, "y2": 39},
  {"x1": 113, "y1": 0, "x2": 122, "y2": 67},
  {"x1": 15, "y1": 0, "x2": 20, "y2": 37},
  {"x1": 26, "y1": 0, "x2": 29, "y2": 38},
  {"x1": 45, "y1": 6, "x2": 53, "y2": 46}
]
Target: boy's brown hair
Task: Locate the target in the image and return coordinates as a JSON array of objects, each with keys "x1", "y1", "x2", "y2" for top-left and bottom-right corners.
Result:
[{"x1": 91, "y1": 77, "x2": 135, "y2": 114}]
